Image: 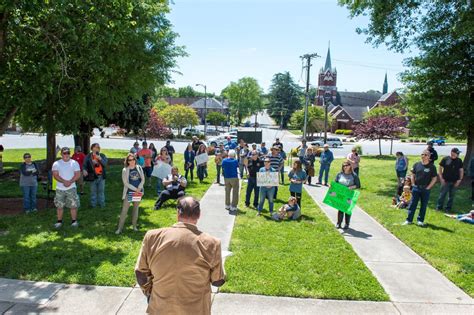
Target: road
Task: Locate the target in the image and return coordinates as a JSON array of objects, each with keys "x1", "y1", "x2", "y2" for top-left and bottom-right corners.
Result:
[{"x1": 0, "y1": 111, "x2": 466, "y2": 158}]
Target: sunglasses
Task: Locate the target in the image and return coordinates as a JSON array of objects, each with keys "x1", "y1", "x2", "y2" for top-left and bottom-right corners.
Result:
[
  {"x1": 24, "y1": 156, "x2": 31, "y2": 159},
  {"x1": 343, "y1": 164, "x2": 350, "y2": 167},
  {"x1": 264, "y1": 161, "x2": 271, "y2": 163},
  {"x1": 127, "y1": 159, "x2": 135, "y2": 162},
  {"x1": 62, "y1": 152, "x2": 71, "y2": 155},
  {"x1": 421, "y1": 154, "x2": 428, "y2": 156}
]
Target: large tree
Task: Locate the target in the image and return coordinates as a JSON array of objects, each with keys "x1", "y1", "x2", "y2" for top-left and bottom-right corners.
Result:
[
  {"x1": 290, "y1": 106, "x2": 328, "y2": 138},
  {"x1": 2, "y1": 1, "x2": 183, "y2": 168},
  {"x1": 267, "y1": 72, "x2": 303, "y2": 128},
  {"x1": 161, "y1": 104, "x2": 199, "y2": 136},
  {"x1": 221, "y1": 77, "x2": 263, "y2": 126},
  {"x1": 339, "y1": 0, "x2": 474, "y2": 166}
]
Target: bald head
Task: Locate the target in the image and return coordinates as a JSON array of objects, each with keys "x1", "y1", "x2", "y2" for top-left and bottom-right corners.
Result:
[{"x1": 177, "y1": 196, "x2": 201, "y2": 222}]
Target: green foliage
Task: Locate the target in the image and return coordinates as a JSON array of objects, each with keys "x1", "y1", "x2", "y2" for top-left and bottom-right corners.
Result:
[
  {"x1": 335, "y1": 129, "x2": 354, "y2": 135},
  {"x1": 152, "y1": 98, "x2": 169, "y2": 112},
  {"x1": 289, "y1": 106, "x2": 328, "y2": 135},
  {"x1": 161, "y1": 104, "x2": 199, "y2": 136},
  {"x1": 267, "y1": 72, "x2": 304, "y2": 128},
  {"x1": 156, "y1": 86, "x2": 179, "y2": 98},
  {"x1": 221, "y1": 77, "x2": 263, "y2": 126},
  {"x1": 109, "y1": 96, "x2": 152, "y2": 136},
  {"x1": 364, "y1": 105, "x2": 403, "y2": 120},
  {"x1": 206, "y1": 111, "x2": 227, "y2": 130}
]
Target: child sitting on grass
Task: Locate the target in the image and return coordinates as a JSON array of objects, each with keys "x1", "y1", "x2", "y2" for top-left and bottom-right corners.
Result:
[
  {"x1": 273, "y1": 196, "x2": 301, "y2": 221},
  {"x1": 397, "y1": 186, "x2": 412, "y2": 209}
]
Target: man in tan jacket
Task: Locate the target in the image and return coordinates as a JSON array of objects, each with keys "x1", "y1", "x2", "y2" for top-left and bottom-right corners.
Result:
[{"x1": 135, "y1": 196, "x2": 225, "y2": 314}]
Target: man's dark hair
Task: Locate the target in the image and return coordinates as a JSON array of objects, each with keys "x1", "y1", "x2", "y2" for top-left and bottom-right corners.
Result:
[
  {"x1": 177, "y1": 197, "x2": 200, "y2": 219},
  {"x1": 90, "y1": 143, "x2": 100, "y2": 150}
]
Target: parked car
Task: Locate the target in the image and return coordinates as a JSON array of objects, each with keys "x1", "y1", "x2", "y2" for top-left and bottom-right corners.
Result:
[
  {"x1": 207, "y1": 134, "x2": 238, "y2": 147},
  {"x1": 184, "y1": 128, "x2": 203, "y2": 137},
  {"x1": 244, "y1": 121, "x2": 251, "y2": 127},
  {"x1": 311, "y1": 137, "x2": 343, "y2": 148},
  {"x1": 429, "y1": 137, "x2": 446, "y2": 146}
]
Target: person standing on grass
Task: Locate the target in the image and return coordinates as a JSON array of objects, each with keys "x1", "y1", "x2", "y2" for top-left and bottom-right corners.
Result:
[
  {"x1": 436, "y1": 148, "x2": 463, "y2": 213},
  {"x1": 116, "y1": 153, "x2": 145, "y2": 234},
  {"x1": 298, "y1": 139, "x2": 308, "y2": 164},
  {"x1": 268, "y1": 146, "x2": 283, "y2": 199},
  {"x1": 403, "y1": 150, "x2": 438, "y2": 227},
  {"x1": 130, "y1": 141, "x2": 141, "y2": 154},
  {"x1": 214, "y1": 144, "x2": 224, "y2": 184},
  {"x1": 155, "y1": 147, "x2": 171, "y2": 195},
  {"x1": 138, "y1": 142, "x2": 153, "y2": 187},
  {"x1": 347, "y1": 147, "x2": 360, "y2": 176},
  {"x1": 19, "y1": 152, "x2": 39, "y2": 213},
  {"x1": 83, "y1": 143, "x2": 108, "y2": 208},
  {"x1": 303, "y1": 147, "x2": 316, "y2": 185},
  {"x1": 245, "y1": 150, "x2": 264, "y2": 208},
  {"x1": 184, "y1": 143, "x2": 195, "y2": 181},
  {"x1": 395, "y1": 152, "x2": 409, "y2": 196},
  {"x1": 288, "y1": 160, "x2": 307, "y2": 207},
  {"x1": 149, "y1": 143, "x2": 158, "y2": 161},
  {"x1": 318, "y1": 144, "x2": 334, "y2": 186},
  {"x1": 237, "y1": 141, "x2": 249, "y2": 179},
  {"x1": 196, "y1": 144, "x2": 208, "y2": 183},
  {"x1": 272, "y1": 137, "x2": 283, "y2": 151},
  {"x1": 257, "y1": 157, "x2": 277, "y2": 216},
  {"x1": 222, "y1": 150, "x2": 239, "y2": 214},
  {"x1": 334, "y1": 161, "x2": 361, "y2": 230},
  {"x1": 71, "y1": 146, "x2": 86, "y2": 195},
  {"x1": 279, "y1": 148, "x2": 287, "y2": 185},
  {"x1": 135, "y1": 196, "x2": 225, "y2": 315},
  {"x1": 52, "y1": 147, "x2": 81, "y2": 228},
  {"x1": 259, "y1": 142, "x2": 268, "y2": 156},
  {"x1": 426, "y1": 141, "x2": 438, "y2": 164},
  {"x1": 164, "y1": 140, "x2": 175, "y2": 165},
  {"x1": 0, "y1": 144, "x2": 4, "y2": 174}
]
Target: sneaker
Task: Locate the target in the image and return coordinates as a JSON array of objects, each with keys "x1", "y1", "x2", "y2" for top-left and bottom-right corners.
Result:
[
  {"x1": 343, "y1": 224, "x2": 350, "y2": 230},
  {"x1": 335, "y1": 223, "x2": 342, "y2": 229},
  {"x1": 32, "y1": 208, "x2": 38, "y2": 212},
  {"x1": 245, "y1": 203, "x2": 250, "y2": 207},
  {"x1": 115, "y1": 229, "x2": 122, "y2": 235},
  {"x1": 256, "y1": 212, "x2": 261, "y2": 216},
  {"x1": 54, "y1": 222, "x2": 63, "y2": 229},
  {"x1": 229, "y1": 209, "x2": 237, "y2": 216},
  {"x1": 417, "y1": 221, "x2": 425, "y2": 227},
  {"x1": 225, "y1": 205, "x2": 231, "y2": 210},
  {"x1": 133, "y1": 227, "x2": 139, "y2": 231},
  {"x1": 402, "y1": 221, "x2": 412, "y2": 226},
  {"x1": 71, "y1": 221, "x2": 79, "y2": 228}
]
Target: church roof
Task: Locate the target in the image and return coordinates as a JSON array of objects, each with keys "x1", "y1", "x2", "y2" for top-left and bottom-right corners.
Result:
[
  {"x1": 324, "y1": 47, "x2": 332, "y2": 71},
  {"x1": 190, "y1": 97, "x2": 226, "y2": 110},
  {"x1": 336, "y1": 91, "x2": 382, "y2": 121}
]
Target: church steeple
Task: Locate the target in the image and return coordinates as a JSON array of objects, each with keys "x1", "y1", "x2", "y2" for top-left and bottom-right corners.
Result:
[
  {"x1": 383, "y1": 72, "x2": 388, "y2": 94},
  {"x1": 324, "y1": 45, "x2": 332, "y2": 71}
]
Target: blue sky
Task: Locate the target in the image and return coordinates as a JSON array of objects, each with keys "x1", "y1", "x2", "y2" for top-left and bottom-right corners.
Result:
[{"x1": 168, "y1": 0, "x2": 411, "y2": 94}]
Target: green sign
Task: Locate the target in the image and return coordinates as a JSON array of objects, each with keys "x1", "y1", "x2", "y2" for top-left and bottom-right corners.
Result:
[{"x1": 323, "y1": 181, "x2": 360, "y2": 215}]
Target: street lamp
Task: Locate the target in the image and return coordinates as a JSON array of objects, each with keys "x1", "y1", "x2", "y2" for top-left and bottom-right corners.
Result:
[{"x1": 196, "y1": 83, "x2": 207, "y2": 135}]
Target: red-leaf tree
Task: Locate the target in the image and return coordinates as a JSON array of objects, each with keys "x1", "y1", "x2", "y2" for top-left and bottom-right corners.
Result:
[
  {"x1": 354, "y1": 116, "x2": 406, "y2": 156},
  {"x1": 146, "y1": 108, "x2": 172, "y2": 139}
]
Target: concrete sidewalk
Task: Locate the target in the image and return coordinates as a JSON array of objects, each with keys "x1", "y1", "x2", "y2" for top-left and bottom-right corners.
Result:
[{"x1": 304, "y1": 184, "x2": 473, "y2": 306}]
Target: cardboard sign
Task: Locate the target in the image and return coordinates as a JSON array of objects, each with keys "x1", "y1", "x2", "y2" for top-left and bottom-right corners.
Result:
[
  {"x1": 323, "y1": 181, "x2": 360, "y2": 215},
  {"x1": 195, "y1": 153, "x2": 209, "y2": 166},
  {"x1": 152, "y1": 161, "x2": 172, "y2": 179},
  {"x1": 128, "y1": 191, "x2": 143, "y2": 202},
  {"x1": 257, "y1": 171, "x2": 279, "y2": 187}
]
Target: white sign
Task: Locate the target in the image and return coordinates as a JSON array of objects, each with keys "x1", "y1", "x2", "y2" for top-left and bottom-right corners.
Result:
[
  {"x1": 195, "y1": 153, "x2": 209, "y2": 166},
  {"x1": 257, "y1": 172, "x2": 279, "y2": 187},
  {"x1": 152, "y1": 161, "x2": 172, "y2": 179}
]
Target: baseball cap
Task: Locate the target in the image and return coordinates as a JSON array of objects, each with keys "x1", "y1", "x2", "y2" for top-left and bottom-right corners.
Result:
[{"x1": 451, "y1": 148, "x2": 461, "y2": 154}]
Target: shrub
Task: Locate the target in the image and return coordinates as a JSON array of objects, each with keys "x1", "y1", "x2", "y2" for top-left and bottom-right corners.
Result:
[
  {"x1": 343, "y1": 130, "x2": 353, "y2": 135},
  {"x1": 414, "y1": 139, "x2": 420, "y2": 142},
  {"x1": 335, "y1": 129, "x2": 344, "y2": 134},
  {"x1": 401, "y1": 139, "x2": 406, "y2": 142}
]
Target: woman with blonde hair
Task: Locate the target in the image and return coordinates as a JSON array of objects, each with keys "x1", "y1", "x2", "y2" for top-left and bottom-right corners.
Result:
[{"x1": 116, "y1": 153, "x2": 145, "y2": 234}]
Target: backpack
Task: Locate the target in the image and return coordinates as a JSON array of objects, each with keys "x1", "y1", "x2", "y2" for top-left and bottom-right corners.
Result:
[{"x1": 137, "y1": 156, "x2": 145, "y2": 167}]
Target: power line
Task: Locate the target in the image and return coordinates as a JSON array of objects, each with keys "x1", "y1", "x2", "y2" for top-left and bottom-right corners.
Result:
[{"x1": 300, "y1": 52, "x2": 320, "y2": 140}]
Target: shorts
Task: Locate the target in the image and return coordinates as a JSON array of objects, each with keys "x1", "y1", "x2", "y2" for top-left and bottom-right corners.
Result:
[
  {"x1": 54, "y1": 188, "x2": 79, "y2": 209},
  {"x1": 143, "y1": 166, "x2": 153, "y2": 178}
]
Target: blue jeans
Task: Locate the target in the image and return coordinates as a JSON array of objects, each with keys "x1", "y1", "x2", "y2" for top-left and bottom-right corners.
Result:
[
  {"x1": 90, "y1": 176, "x2": 105, "y2": 207},
  {"x1": 436, "y1": 182, "x2": 457, "y2": 211},
  {"x1": 21, "y1": 185, "x2": 37, "y2": 211},
  {"x1": 407, "y1": 186, "x2": 430, "y2": 223},
  {"x1": 197, "y1": 165, "x2": 206, "y2": 181},
  {"x1": 156, "y1": 179, "x2": 164, "y2": 195},
  {"x1": 245, "y1": 177, "x2": 260, "y2": 207},
  {"x1": 258, "y1": 186, "x2": 275, "y2": 214},
  {"x1": 319, "y1": 164, "x2": 330, "y2": 184}
]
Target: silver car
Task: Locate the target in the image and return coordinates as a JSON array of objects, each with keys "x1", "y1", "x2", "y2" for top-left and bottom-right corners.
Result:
[{"x1": 311, "y1": 137, "x2": 343, "y2": 148}]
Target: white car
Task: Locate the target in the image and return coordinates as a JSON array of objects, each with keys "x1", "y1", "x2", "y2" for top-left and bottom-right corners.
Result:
[
  {"x1": 311, "y1": 137, "x2": 343, "y2": 148},
  {"x1": 207, "y1": 135, "x2": 238, "y2": 147}
]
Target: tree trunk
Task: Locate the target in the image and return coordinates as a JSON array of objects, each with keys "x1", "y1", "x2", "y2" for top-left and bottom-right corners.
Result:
[
  {"x1": 463, "y1": 125, "x2": 473, "y2": 173},
  {"x1": 378, "y1": 138, "x2": 382, "y2": 156},
  {"x1": 0, "y1": 106, "x2": 17, "y2": 136},
  {"x1": 390, "y1": 138, "x2": 393, "y2": 155},
  {"x1": 46, "y1": 131, "x2": 56, "y2": 172}
]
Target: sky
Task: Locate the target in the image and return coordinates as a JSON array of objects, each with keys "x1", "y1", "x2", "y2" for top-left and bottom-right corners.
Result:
[{"x1": 168, "y1": 0, "x2": 411, "y2": 95}]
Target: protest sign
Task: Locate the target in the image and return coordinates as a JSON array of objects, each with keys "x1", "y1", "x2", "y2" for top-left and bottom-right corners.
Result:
[
  {"x1": 195, "y1": 153, "x2": 209, "y2": 166},
  {"x1": 152, "y1": 161, "x2": 172, "y2": 179},
  {"x1": 128, "y1": 191, "x2": 143, "y2": 202},
  {"x1": 323, "y1": 181, "x2": 360, "y2": 215},
  {"x1": 257, "y1": 171, "x2": 279, "y2": 187}
]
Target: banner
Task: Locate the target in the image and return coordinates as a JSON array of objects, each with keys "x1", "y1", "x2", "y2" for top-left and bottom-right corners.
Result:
[
  {"x1": 257, "y1": 171, "x2": 279, "y2": 187},
  {"x1": 128, "y1": 191, "x2": 143, "y2": 202},
  {"x1": 152, "y1": 161, "x2": 172, "y2": 179},
  {"x1": 195, "y1": 153, "x2": 209, "y2": 166},
  {"x1": 323, "y1": 181, "x2": 360, "y2": 215}
]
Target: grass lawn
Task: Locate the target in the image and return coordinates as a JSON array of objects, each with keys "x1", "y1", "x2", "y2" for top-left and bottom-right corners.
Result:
[
  {"x1": 0, "y1": 149, "x2": 215, "y2": 287},
  {"x1": 288, "y1": 129, "x2": 303, "y2": 136},
  {"x1": 222, "y1": 181, "x2": 388, "y2": 300},
  {"x1": 327, "y1": 156, "x2": 473, "y2": 297}
]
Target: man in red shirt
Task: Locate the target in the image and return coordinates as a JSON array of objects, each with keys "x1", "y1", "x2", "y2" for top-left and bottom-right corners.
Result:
[
  {"x1": 72, "y1": 146, "x2": 86, "y2": 194},
  {"x1": 138, "y1": 141, "x2": 153, "y2": 187}
]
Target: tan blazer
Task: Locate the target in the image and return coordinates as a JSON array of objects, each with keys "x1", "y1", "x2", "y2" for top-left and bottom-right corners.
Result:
[{"x1": 121, "y1": 165, "x2": 145, "y2": 200}]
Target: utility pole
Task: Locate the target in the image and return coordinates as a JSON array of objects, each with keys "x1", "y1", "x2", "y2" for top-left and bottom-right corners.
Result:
[
  {"x1": 323, "y1": 97, "x2": 328, "y2": 144},
  {"x1": 300, "y1": 53, "x2": 320, "y2": 140}
]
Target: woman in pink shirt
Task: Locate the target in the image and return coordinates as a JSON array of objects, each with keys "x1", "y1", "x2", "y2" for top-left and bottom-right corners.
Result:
[{"x1": 347, "y1": 147, "x2": 360, "y2": 175}]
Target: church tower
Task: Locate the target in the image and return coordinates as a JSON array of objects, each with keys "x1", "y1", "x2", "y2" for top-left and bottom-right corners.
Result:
[
  {"x1": 382, "y1": 72, "x2": 388, "y2": 94},
  {"x1": 317, "y1": 45, "x2": 337, "y2": 105}
]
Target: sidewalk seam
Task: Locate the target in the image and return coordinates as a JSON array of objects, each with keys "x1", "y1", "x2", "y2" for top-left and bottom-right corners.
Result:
[
  {"x1": 114, "y1": 287, "x2": 134, "y2": 315},
  {"x1": 391, "y1": 301, "x2": 403, "y2": 315}
]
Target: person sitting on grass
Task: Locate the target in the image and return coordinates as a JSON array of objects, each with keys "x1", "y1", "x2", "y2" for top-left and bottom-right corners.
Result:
[
  {"x1": 274, "y1": 196, "x2": 301, "y2": 221},
  {"x1": 154, "y1": 167, "x2": 187, "y2": 210},
  {"x1": 396, "y1": 186, "x2": 412, "y2": 209},
  {"x1": 392, "y1": 176, "x2": 412, "y2": 206},
  {"x1": 444, "y1": 210, "x2": 474, "y2": 225}
]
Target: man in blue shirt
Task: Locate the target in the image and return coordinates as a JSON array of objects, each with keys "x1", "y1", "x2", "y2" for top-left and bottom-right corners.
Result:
[
  {"x1": 318, "y1": 144, "x2": 334, "y2": 186},
  {"x1": 258, "y1": 142, "x2": 268, "y2": 156},
  {"x1": 224, "y1": 136, "x2": 237, "y2": 151},
  {"x1": 222, "y1": 150, "x2": 239, "y2": 214}
]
